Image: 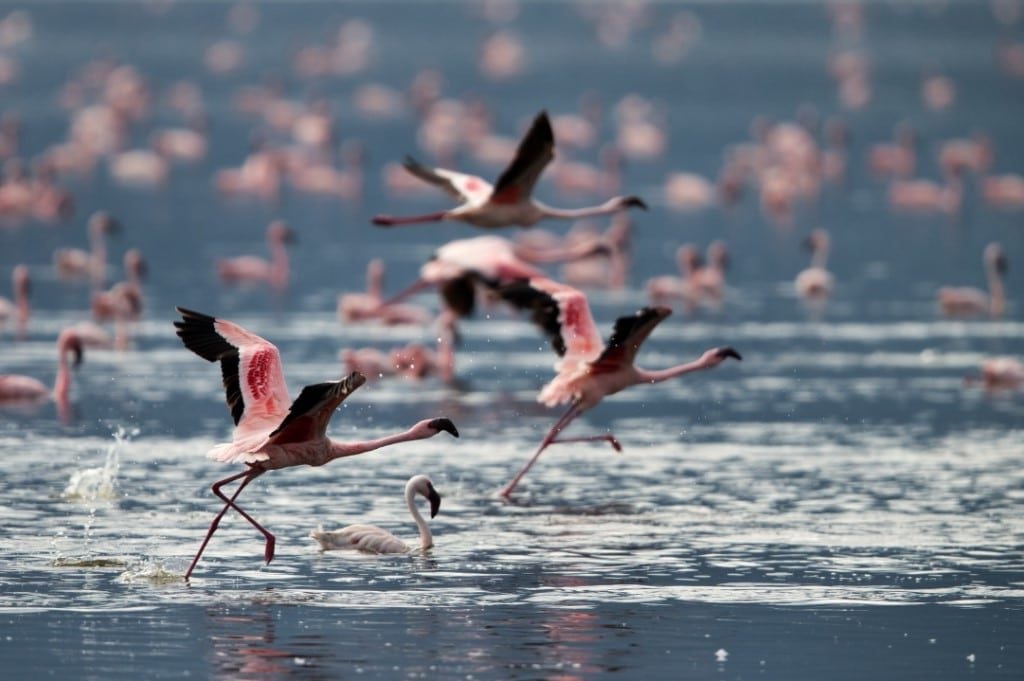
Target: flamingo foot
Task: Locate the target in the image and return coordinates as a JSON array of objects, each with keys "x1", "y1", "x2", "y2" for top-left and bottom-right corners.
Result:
[
  {"x1": 609, "y1": 436, "x2": 623, "y2": 452},
  {"x1": 264, "y1": 535, "x2": 276, "y2": 564}
]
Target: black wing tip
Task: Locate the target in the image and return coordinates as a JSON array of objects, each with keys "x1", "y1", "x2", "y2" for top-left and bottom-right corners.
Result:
[
  {"x1": 716, "y1": 346, "x2": 742, "y2": 361},
  {"x1": 429, "y1": 417, "x2": 459, "y2": 438},
  {"x1": 344, "y1": 371, "x2": 367, "y2": 391}
]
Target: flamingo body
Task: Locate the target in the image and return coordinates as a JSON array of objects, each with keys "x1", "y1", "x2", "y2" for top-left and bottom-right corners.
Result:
[{"x1": 310, "y1": 474, "x2": 442, "y2": 554}]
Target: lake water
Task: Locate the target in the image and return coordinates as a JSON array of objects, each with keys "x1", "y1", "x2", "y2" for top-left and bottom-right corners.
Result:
[{"x1": 1, "y1": 1, "x2": 1023, "y2": 679}]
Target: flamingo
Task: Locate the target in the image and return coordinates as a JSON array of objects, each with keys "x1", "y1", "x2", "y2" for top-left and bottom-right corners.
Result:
[
  {"x1": 0, "y1": 329, "x2": 84, "y2": 421},
  {"x1": 372, "y1": 110, "x2": 647, "y2": 229},
  {"x1": 216, "y1": 220, "x2": 295, "y2": 290},
  {"x1": 495, "y1": 277, "x2": 741, "y2": 498},
  {"x1": 0, "y1": 264, "x2": 30, "y2": 338},
  {"x1": 646, "y1": 245, "x2": 703, "y2": 311},
  {"x1": 693, "y1": 240, "x2": 729, "y2": 308},
  {"x1": 795, "y1": 229, "x2": 835, "y2": 302},
  {"x1": 172, "y1": 307, "x2": 459, "y2": 579},
  {"x1": 966, "y1": 357, "x2": 1024, "y2": 391},
  {"x1": 337, "y1": 259, "x2": 432, "y2": 326},
  {"x1": 982, "y1": 174, "x2": 1024, "y2": 209},
  {"x1": 310, "y1": 474, "x2": 442, "y2": 553},
  {"x1": 938, "y1": 243, "x2": 1007, "y2": 318},
  {"x1": 53, "y1": 211, "x2": 120, "y2": 287}
]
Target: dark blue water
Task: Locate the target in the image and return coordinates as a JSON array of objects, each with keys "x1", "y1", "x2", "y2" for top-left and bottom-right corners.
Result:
[{"x1": 1, "y1": 1, "x2": 1023, "y2": 679}]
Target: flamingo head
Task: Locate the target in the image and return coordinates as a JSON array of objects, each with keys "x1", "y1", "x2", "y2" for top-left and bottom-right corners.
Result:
[
  {"x1": 427, "y1": 417, "x2": 459, "y2": 438},
  {"x1": 59, "y1": 330, "x2": 85, "y2": 367},
  {"x1": 985, "y1": 242, "x2": 1007, "y2": 277},
  {"x1": 268, "y1": 220, "x2": 297, "y2": 245}
]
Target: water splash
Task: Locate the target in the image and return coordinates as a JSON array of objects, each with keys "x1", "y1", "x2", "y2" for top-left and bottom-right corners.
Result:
[
  {"x1": 117, "y1": 559, "x2": 183, "y2": 585},
  {"x1": 63, "y1": 426, "x2": 138, "y2": 502}
]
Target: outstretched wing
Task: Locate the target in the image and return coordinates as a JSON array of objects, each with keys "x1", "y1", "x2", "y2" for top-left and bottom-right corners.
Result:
[
  {"x1": 491, "y1": 111, "x2": 555, "y2": 205},
  {"x1": 174, "y1": 307, "x2": 291, "y2": 437},
  {"x1": 498, "y1": 277, "x2": 603, "y2": 368},
  {"x1": 403, "y1": 156, "x2": 493, "y2": 204},
  {"x1": 266, "y1": 372, "x2": 366, "y2": 445},
  {"x1": 591, "y1": 307, "x2": 672, "y2": 371}
]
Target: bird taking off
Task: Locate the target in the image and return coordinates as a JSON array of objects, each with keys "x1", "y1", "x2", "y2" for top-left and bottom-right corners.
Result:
[
  {"x1": 372, "y1": 110, "x2": 648, "y2": 229},
  {"x1": 496, "y1": 278, "x2": 740, "y2": 499}
]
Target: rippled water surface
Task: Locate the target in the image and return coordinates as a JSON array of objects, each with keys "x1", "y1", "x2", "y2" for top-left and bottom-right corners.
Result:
[{"x1": 2, "y1": 2, "x2": 1024, "y2": 679}]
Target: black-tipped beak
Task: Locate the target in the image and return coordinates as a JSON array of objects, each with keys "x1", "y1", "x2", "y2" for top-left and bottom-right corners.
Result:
[
  {"x1": 344, "y1": 371, "x2": 368, "y2": 392},
  {"x1": 427, "y1": 485, "x2": 442, "y2": 518},
  {"x1": 68, "y1": 338, "x2": 84, "y2": 367},
  {"x1": 282, "y1": 227, "x2": 298, "y2": 244},
  {"x1": 717, "y1": 346, "x2": 742, "y2": 361},
  {"x1": 623, "y1": 195, "x2": 648, "y2": 211},
  {"x1": 995, "y1": 253, "x2": 1008, "y2": 276},
  {"x1": 801, "y1": 236, "x2": 815, "y2": 252},
  {"x1": 429, "y1": 417, "x2": 459, "y2": 438}
]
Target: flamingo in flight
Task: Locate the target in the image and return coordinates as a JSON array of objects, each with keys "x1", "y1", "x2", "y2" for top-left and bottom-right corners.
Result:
[
  {"x1": 310, "y1": 474, "x2": 442, "y2": 553},
  {"x1": 173, "y1": 307, "x2": 459, "y2": 579},
  {"x1": 496, "y1": 277, "x2": 741, "y2": 499},
  {"x1": 372, "y1": 110, "x2": 648, "y2": 229}
]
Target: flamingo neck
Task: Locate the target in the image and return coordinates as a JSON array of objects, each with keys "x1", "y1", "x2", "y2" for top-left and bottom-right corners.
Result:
[
  {"x1": 52, "y1": 351, "x2": 72, "y2": 402},
  {"x1": 406, "y1": 483, "x2": 432, "y2": 550},
  {"x1": 536, "y1": 198, "x2": 622, "y2": 221},
  {"x1": 372, "y1": 210, "x2": 448, "y2": 227},
  {"x1": 326, "y1": 425, "x2": 428, "y2": 462},
  {"x1": 987, "y1": 268, "x2": 1005, "y2": 318},
  {"x1": 635, "y1": 358, "x2": 716, "y2": 384},
  {"x1": 811, "y1": 244, "x2": 830, "y2": 270},
  {"x1": 367, "y1": 262, "x2": 384, "y2": 300},
  {"x1": 270, "y1": 242, "x2": 290, "y2": 288}
]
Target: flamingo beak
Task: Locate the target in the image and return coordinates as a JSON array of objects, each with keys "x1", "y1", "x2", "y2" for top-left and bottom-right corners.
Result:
[
  {"x1": 622, "y1": 196, "x2": 648, "y2": 210},
  {"x1": 428, "y1": 417, "x2": 459, "y2": 438},
  {"x1": 716, "y1": 346, "x2": 742, "y2": 361},
  {"x1": 427, "y1": 485, "x2": 442, "y2": 519}
]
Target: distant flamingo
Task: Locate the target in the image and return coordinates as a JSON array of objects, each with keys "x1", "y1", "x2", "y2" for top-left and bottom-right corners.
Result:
[
  {"x1": 795, "y1": 229, "x2": 835, "y2": 303},
  {"x1": 938, "y1": 243, "x2": 1007, "y2": 318},
  {"x1": 982, "y1": 174, "x2": 1024, "y2": 209},
  {"x1": 338, "y1": 258, "x2": 432, "y2": 326},
  {"x1": 372, "y1": 110, "x2": 647, "y2": 229},
  {"x1": 496, "y1": 277, "x2": 741, "y2": 498},
  {"x1": 53, "y1": 211, "x2": 120, "y2": 287},
  {"x1": 646, "y1": 244, "x2": 702, "y2": 311},
  {"x1": 867, "y1": 123, "x2": 917, "y2": 178},
  {"x1": 310, "y1": 474, "x2": 442, "y2": 553},
  {"x1": 889, "y1": 170, "x2": 963, "y2": 214},
  {"x1": 0, "y1": 329, "x2": 84, "y2": 421},
  {"x1": 173, "y1": 307, "x2": 459, "y2": 578},
  {"x1": 0, "y1": 264, "x2": 30, "y2": 338},
  {"x1": 966, "y1": 357, "x2": 1024, "y2": 391},
  {"x1": 693, "y1": 240, "x2": 730, "y2": 308},
  {"x1": 217, "y1": 220, "x2": 295, "y2": 290}
]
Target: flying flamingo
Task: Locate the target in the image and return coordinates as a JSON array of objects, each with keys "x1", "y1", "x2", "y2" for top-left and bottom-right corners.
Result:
[
  {"x1": 216, "y1": 219, "x2": 295, "y2": 290},
  {"x1": 0, "y1": 328, "x2": 84, "y2": 422},
  {"x1": 372, "y1": 110, "x2": 647, "y2": 229},
  {"x1": 938, "y1": 243, "x2": 1007, "y2": 318},
  {"x1": 172, "y1": 307, "x2": 459, "y2": 579},
  {"x1": 309, "y1": 474, "x2": 442, "y2": 553},
  {"x1": 495, "y1": 277, "x2": 741, "y2": 498},
  {"x1": 0, "y1": 264, "x2": 30, "y2": 338}
]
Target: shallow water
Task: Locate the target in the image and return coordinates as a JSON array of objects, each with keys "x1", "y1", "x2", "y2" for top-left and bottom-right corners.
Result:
[{"x1": 2, "y1": 1, "x2": 1024, "y2": 679}]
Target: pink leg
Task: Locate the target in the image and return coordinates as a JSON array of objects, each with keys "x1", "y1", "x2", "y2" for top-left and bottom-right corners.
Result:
[
  {"x1": 499, "y1": 404, "x2": 582, "y2": 499},
  {"x1": 549, "y1": 433, "x2": 622, "y2": 452},
  {"x1": 185, "y1": 468, "x2": 272, "y2": 580}
]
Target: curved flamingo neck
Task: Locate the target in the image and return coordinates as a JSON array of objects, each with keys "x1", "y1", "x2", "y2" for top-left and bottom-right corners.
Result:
[
  {"x1": 52, "y1": 349, "x2": 73, "y2": 402},
  {"x1": 406, "y1": 483, "x2": 432, "y2": 550},
  {"x1": 270, "y1": 241, "x2": 290, "y2": 288},
  {"x1": 987, "y1": 265, "x2": 1005, "y2": 318}
]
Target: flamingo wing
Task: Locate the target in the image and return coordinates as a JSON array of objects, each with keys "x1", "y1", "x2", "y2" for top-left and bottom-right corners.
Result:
[
  {"x1": 491, "y1": 110, "x2": 555, "y2": 205},
  {"x1": 174, "y1": 307, "x2": 292, "y2": 436},
  {"x1": 267, "y1": 372, "x2": 367, "y2": 445},
  {"x1": 402, "y1": 156, "x2": 493, "y2": 204},
  {"x1": 498, "y1": 277, "x2": 603, "y2": 365},
  {"x1": 591, "y1": 306, "x2": 672, "y2": 370}
]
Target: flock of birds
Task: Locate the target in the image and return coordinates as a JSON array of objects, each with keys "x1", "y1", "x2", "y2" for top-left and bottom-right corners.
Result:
[{"x1": 1, "y1": 2, "x2": 1022, "y2": 579}]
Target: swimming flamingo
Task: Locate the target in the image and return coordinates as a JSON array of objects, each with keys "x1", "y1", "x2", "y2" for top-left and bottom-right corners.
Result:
[
  {"x1": 495, "y1": 277, "x2": 741, "y2": 498},
  {"x1": 938, "y1": 243, "x2": 1007, "y2": 318},
  {"x1": 693, "y1": 240, "x2": 729, "y2": 308},
  {"x1": 795, "y1": 229, "x2": 835, "y2": 302},
  {"x1": 646, "y1": 245, "x2": 703, "y2": 311},
  {"x1": 310, "y1": 474, "x2": 442, "y2": 553},
  {"x1": 889, "y1": 170, "x2": 963, "y2": 214},
  {"x1": 0, "y1": 264, "x2": 30, "y2": 338},
  {"x1": 0, "y1": 329, "x2": 84, "y2": 421},
  {"x1": 982, "y1": 174, "x2": 1024, "y2": 209},
  {"x1": 216, "y1": 220, "x2": 295, "y2": 290},
  {"x1": 966, "y1": 357, "x2": 1024, "y2": 391},
  {"x1": 173, "y1": 307, "x2": 459, "y2": 578},
  {"x1": 372, "y1": 110, "x2": 647, "y2": 229}
]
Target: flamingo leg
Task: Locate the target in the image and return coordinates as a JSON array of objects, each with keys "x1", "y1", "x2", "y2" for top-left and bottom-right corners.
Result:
[
  {"x1": 185, "y1": 468, "x2": 270, "y2": 580},
  {"x1": 548, "y1": 433, "x2": 623, "y2": 452},
  {"x1": 372, "y1": 210, "x2": 448, "y2": 227},
  {"x1": 499, "y1": 403, "x2": 582, "y2": 499}
]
